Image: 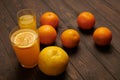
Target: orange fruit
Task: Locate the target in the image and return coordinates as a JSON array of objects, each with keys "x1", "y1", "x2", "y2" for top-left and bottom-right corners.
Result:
[
  {"x1": 38, "y1": 46, "x2": 69, "y2": 76},
  {"x1": 38, "y1": 25, "x2": 57, "y2": 45},
  {"x1": 40, "y1": 12, "x2": 59, "y2": 28},
  {"x1": 61, "y1": 29, "x2": 80, "y2": 48},
  {"x1": 93, "y1": 27, "x2": 112, "y2": 46},
  {"x1": 77, "y1": 12, "x2": 95, "y2": 30}
]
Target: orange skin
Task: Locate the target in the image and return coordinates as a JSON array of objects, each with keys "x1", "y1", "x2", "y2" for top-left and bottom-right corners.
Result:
[
  {"x1": 61, "y1": 29, "x2": 80, "y2": 48},
  {"x1": 38, "y1": 25, "x2": 57, "y2": 45},
  {"x1": 77, "y1": 12, "x2": 95, "y2": 30},
  {"x1": 40, "y1": 12, "x2": 59, "y2": 29},
  {"x1": 93, "y1": 27, "x2": 112, "y2": 46},
  {"x1": 38, "y1": 46, "x2": 69, "y2": 76}
]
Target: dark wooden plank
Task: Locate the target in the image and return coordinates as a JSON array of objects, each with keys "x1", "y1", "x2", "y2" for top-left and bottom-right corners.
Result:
[
  {"x1": 0, "y1": 0, "x2": 120, "y2": 80},
  {"x1": 0, "y1": 40, "x2": 13, "y2": 80},
  {"x1": 61, "y1": 0, "x2": 120, "y2": 79},
  {"x1": 84, "y1": 0, "x2": 120, "y2": 29},
  {"x1": 1, "y1": 0, "x2": 25, "y2": 24},
  {"x1": 104, "y1": 0, "x2": 120, "y2": 13},
  {"x1": 0, "y1": 0, "x2": 18, "y2": 66},
  {"x1": 79, "y1": 0, "x2": 120, "y2": 79}
]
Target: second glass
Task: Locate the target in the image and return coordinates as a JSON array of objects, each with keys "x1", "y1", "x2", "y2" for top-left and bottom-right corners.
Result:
[{"x1": 17, "y1": 9, "x2": 37, "y2": 30}]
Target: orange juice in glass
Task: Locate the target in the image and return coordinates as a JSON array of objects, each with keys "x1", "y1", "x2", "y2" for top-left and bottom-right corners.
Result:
[
  {"x1": 17, "y1": 9, "x2": 37, "y2": 30},
  {"x1": 10, "y1": 28, "x2": 40, "y2": 68}
]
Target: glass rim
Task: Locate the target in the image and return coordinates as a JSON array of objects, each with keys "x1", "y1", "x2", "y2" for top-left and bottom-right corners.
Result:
[
  {"x1": 17, "y1": 9, "x2": 36, "y2": 18},
  {"x1": 9, "y1": 26, "x2": 19, "y2": 40},
  {"x1": 9, "y1": 27, "x2": 38, "y2": 48}
]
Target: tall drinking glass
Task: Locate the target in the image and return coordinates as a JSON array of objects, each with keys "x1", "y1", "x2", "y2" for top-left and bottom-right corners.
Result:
[
  {"x1": 10, "y1": 28, "x2": 40, "y2": 68},
  {"x1": 17, "y1": 9, "x2": 37, "y2": 30}
]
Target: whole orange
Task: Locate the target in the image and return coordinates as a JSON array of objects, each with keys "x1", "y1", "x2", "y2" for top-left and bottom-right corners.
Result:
[
  {"x1": 93, "y1": 27, "x2": 112, "y2": 46},
  {"x1": 61, "y1": 29, "x2": 80, "y2": 48},
  {"x1": 38, "y1": 25, "x2": 57, "y2": 45},
  {"x1": 77, "y1": 12, "x2": 95, "y2": 30},
  {"x1": 38, "y1": 46, "x2": 69, "y2": 76},
  {"x1": 40, "y1": 12, "x2": 59, "y2": 28}
]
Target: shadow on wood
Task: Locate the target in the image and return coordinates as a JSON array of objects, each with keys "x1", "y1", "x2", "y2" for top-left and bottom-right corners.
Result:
[
  {"x1": 34, "y1": 67, "x2": 69, "y2": 80},
  {"x1": 94, "y1": 43, "x2": 112, "y2": 54},
  {"x1": 77, "y1": 26, "x2": 95, "y2": 35}
]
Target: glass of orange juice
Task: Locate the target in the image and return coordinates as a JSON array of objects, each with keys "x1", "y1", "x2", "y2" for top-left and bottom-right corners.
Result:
[
  {"x1": 17, "y1": 9, "x2": 37, "y2": 30},
  {"x1": 10, "y1": 28, "x2": 40, "y2": 68}
]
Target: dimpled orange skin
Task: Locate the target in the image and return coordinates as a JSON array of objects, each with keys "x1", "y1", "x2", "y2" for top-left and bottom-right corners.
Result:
[
  {"x1": 38, "y1": 46, "x2": 69, "y2": 76},
  {"x1": 61, "y1": 29, "x2": 80, "y2": 48},
  {"x1": 38, "y1": 25, "x2": 57, "y2": 45},
  {"x1": 40, "y1": 12, "x2": 59, "y2": 29},
  {"x1": 93, "y1": 27, "x2": 112, "y2": 46},
  {"x1": 77, "y1": 12, "x2": 95, "y2": 30}
]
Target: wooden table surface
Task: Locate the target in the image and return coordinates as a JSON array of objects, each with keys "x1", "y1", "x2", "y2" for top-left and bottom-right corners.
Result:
[{"x1": 0, "y1": 0, "x2": 120, "y2": 80}]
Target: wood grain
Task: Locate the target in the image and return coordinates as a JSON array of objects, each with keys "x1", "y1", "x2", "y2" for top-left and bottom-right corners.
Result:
[{"x1": 0, "y1": 0, "x2": 120, "y2": 80}]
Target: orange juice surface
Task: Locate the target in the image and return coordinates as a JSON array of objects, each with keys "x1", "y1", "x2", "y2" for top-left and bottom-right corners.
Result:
[
  {"x1": 11, "y1": 29, "x2": 40, "y2": 68},
  {"x1": 18, "y1": 14, "x2": 36, "y2": 30}
]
